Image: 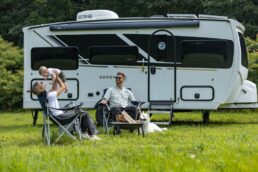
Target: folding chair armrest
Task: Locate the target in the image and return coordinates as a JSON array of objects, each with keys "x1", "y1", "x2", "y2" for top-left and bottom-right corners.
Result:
[
  {"x1": 104, "y1": 104, "x2": 111, "y2": 111},
  {"x1": 131, "y1": 101, "x2": 145, "y2": 107},
  {"x1": 48, "y1": 103, "x2": 84, "y2": 111}
]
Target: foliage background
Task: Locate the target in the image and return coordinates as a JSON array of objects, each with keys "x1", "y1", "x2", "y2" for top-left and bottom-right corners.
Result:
[
  {"x1": 0, "y1": 0, "x2": 257, "y2": 110},
  {"x1": 0, "y1": 0, "x2": 257, "y2": 45},
  {"x1": 0, "y1": 37, "x2": 23, "y2": 110},
  {"x1": 246, "y1": 37, "x2": 258, "y2": 87}
]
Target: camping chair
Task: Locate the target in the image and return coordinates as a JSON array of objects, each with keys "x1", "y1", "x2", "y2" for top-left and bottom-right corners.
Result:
[
  {"x1": 98, "y1": 101, "x2": 144, "y2": 137},
  {"x1": 37, "y1": 91, "x2": 83, "y2": 145},
  {"x1": 95, "y1": 88, "x2": 114, "y2": 133},
  {"x1": 111, "y1": 101, "x2": 145, "y2": 137},
  {"x1": 101, "y1": 103, "x2": 112, "y2": 133},
  {"x1": 95, "y1": 101, "x2": 113, "y2": 134},
  {"x1": 98, "y1": 99, "x2": 145, "y2": 136},
  {"x1": 95, "y1": 88, "x2": 144, "y2": 134}
]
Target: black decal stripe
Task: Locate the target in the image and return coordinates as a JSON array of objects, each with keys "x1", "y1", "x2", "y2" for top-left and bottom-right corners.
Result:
[{"x1": 50, "y1": 20, "x2": 200, "y2": 31}]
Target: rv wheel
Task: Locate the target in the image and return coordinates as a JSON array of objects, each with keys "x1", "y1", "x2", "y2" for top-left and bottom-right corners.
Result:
[{"x1": 202, "y1": 111, "x2": 210, "y2": 124}]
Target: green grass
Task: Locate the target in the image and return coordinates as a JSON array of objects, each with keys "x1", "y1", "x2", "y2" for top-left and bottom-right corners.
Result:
[{"x1": 0, "y1": 110, "x2": 258, "y2": 172}]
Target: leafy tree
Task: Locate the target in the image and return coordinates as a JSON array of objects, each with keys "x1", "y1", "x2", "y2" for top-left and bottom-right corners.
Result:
[
  {"x1": 0, "y1": 36, "x2": 23, "y2": 111},
  {"x1": 0, "y1": 0, "x2": 74, "y2": 45},
  {"x1": 0, "y1": 0, "x2": 257, "y2": 45},
  {"x1": 246, "y1": 36, "x2": 258, "y2": 87}
]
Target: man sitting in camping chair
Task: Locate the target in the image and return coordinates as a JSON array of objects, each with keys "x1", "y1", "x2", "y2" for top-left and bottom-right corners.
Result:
[
  {"x1": 32, "y1": 76, "x2": 101, "y2": 141},
  {"x1": 100, "y1": 72, "x2": 139, "y2": 124}
]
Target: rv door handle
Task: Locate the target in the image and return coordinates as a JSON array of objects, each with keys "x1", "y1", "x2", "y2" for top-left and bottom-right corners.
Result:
[{"x1": 150, "y1": 65, "x2": 156, "y2": 74}]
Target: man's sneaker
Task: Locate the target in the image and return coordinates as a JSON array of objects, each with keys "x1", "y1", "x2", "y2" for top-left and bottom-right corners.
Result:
[
  {"x1": 89, "y1": 135, "x2": 101, "y2": 141},
  {"x1": 81, "y1": 133, "x2": 90, "y2": 139}
]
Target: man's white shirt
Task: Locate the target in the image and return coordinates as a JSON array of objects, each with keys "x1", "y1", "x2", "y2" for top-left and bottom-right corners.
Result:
[{"x1": 104, "y1": 86, "x2": 136, "y2": 108}]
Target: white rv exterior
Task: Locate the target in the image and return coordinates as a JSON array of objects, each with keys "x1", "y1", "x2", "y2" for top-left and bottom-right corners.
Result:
[{"x1": 23, "y1": 11, "x2": 258, "y2": 112}]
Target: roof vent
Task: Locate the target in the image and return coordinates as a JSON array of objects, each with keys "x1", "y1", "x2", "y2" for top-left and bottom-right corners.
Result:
[{"x1": 76, "y1": 10, "x2": 119, "y2": 21}]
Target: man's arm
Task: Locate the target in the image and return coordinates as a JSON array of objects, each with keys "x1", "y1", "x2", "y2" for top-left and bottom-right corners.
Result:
[
  {"x1": 128, "y1": 90, "x2": 136, "y2": 101},
  {"x1": 100, "y1": 88, "x2": 111, "y2": 104},
  {"x1": 100, "y1": 99, "x2": 108, "y2": 104},
  {"x1": 55, "y1": 77, "x2": 65, "y2": 97}
]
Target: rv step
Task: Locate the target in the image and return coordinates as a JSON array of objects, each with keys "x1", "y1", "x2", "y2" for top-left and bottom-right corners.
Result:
[
  {"x1": 149, "y1": 101, "x2": 173, "y2": 106},
  {"x1": 149, "y1": 101, "x2": 173, "y2": 110}
]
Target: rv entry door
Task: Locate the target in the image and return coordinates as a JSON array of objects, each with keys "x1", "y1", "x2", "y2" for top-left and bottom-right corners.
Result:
[{"x1": 147, "y1": 30, "x2": 177, "y2": 103}]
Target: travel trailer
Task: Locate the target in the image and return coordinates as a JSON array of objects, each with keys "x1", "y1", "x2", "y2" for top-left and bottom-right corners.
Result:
[{"x1": 23, "y1": 10, "x2": 258, "y2": 124}]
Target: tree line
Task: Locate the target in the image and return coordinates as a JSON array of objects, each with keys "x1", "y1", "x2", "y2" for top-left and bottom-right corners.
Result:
[
  {"x1": 0, "y1": 0, "x2": 257, "y2": 46},
  {"x1": 0, "y1": 0, "x2": 257, "y2": 110}
]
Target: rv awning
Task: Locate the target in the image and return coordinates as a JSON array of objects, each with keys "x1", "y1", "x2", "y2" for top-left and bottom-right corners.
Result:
[{"x1": 49, "y1": 20, "x2": 200, "y2": 31}]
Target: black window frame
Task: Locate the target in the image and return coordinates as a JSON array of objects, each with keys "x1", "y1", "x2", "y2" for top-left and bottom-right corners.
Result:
[
  {"x1": 31, "y1": 47, "x2": 79, "y2": 70},
  {"x1": 180, "y1": 39, "x2": 234, "y2": 68},
  {"x1": 89, "y1": 45, "x2": 138, "y2": 65},
  {"x1": 238, "y1": 33, "x2": 248, "y2": 68},
  {"x1": 149, "y1": 35, "x2": 175, "y2": 63}
]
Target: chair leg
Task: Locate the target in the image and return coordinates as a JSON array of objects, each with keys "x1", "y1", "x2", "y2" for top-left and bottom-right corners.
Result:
[
  {"x1": 55, "y1": 123, "x2": 79, "y2": 143},
  {"x1": 74, "y1": 119, "x2": 82, "y2": 141},
  {"x1": 43, "y1": 115, "x2": 51, "y2": 146},
  {"x1": 113, "y1": 125, "x2": 121, "y2": 135},
  {"x1": 32, "y1": 110, "x2": 38, "y2": 126},
  {"x1": 141, "y1": 125, "x2": 144, "y2": 137},
  {"x1": 43, "y1": 121, "x2": 50, "y2": 145},
  {"x1": 103, "y1": 109, "x2": 110, "y2": 134},
  {"x1": 51, "y1": 117, "x2": 80, "y2": 143}
]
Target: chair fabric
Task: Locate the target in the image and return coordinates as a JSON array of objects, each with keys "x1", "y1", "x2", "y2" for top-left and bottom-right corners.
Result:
[
  {"x1": 94, "y1": 88, "x2": 145, "y2": 134},
  {"x1": 37, "y1": 91, "x2": 82, "y2": 145}
]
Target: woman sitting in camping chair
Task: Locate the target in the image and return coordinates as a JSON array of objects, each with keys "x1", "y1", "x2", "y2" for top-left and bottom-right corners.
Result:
[{"x1": 32, "y1": 76, "x2": 101, "y2": 141}]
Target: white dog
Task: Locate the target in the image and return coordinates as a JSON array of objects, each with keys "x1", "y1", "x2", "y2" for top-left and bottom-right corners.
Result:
[{"x1": 139, "y1": 112, "x2": 167, "y2": 133}]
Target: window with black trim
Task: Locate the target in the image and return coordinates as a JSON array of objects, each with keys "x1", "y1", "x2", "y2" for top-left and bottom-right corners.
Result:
[
  {"x1": 181, "y1": 40, "x2": 233, "y2": 68},
  {"x1": 31, "y1": 47, "x2": 79, "y2": 70},
  {"x1": 89, "y1": 46, "x2": 138, "y2": 65},
  {"x1": 150, "y1": 35, "x2": 175, "y2": 62},
  {"x1": 238, "y1": 33, "x2": 248, "y2": 68}
]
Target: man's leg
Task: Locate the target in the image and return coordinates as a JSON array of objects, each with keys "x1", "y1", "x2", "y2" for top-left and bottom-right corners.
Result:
[
  {"x1": 123, "y1": 106, "x2": 138, "y2": 133},
  {"x1": 55, "y1": 111, "x2": 77, "y2": 125},
  {"x1": 110, "y1": 106, "x2": 123, "y2": 134},
  {"x1": 80, "y1": 110, "x2": 99, "y2": 136},
  {"x1": 124, "y1": 106, "x2": 138, "y2": 120},
  {"x1": 110, "y1": 106, "x2": 123, "y2": 121}
]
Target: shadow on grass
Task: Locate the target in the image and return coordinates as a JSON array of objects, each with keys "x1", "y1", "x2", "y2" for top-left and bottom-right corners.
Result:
[
  {"x1": 0, "y1": 124, "x2": 43, "y2": 132},
  {"x1": 152, "y1": 120, "x2": 258, "y2": 126},
  {"x1": 1, "y1": 118, "x2": 258, "y2": 133}
]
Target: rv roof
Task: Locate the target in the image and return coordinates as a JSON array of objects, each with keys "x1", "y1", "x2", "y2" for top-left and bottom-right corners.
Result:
[
  {"x1": 167, "y1": 14, "x2": 228, "y2": 20},
  {"x1": 24, "y1": 15, "x2": 233, "y2": 30},
  {"x1": 49, "y1": 19, "x2": 200, "y2": 31}
]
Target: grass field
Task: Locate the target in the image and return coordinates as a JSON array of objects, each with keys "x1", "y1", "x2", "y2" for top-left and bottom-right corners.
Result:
[{"x1": 0, "y1": 110, "x2": 258, "y2": 172}]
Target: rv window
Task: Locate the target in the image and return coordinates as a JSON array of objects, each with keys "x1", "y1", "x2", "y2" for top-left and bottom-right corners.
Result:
[
  {"x1": 89, "y1": 46, "x2": 138, "y2": 65},
  {"x1": 31, "y1": 47, "x2": 78, "y2": 70},
  {"x1": 150, "y1": 35, "x2": 175, "y2": 63},
  {"x1": 181, "y1": 40, "x2": 233, "y2": 68},
  {"x1": 238, "y1": 33, "x2": 248, "y2": 68}
]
